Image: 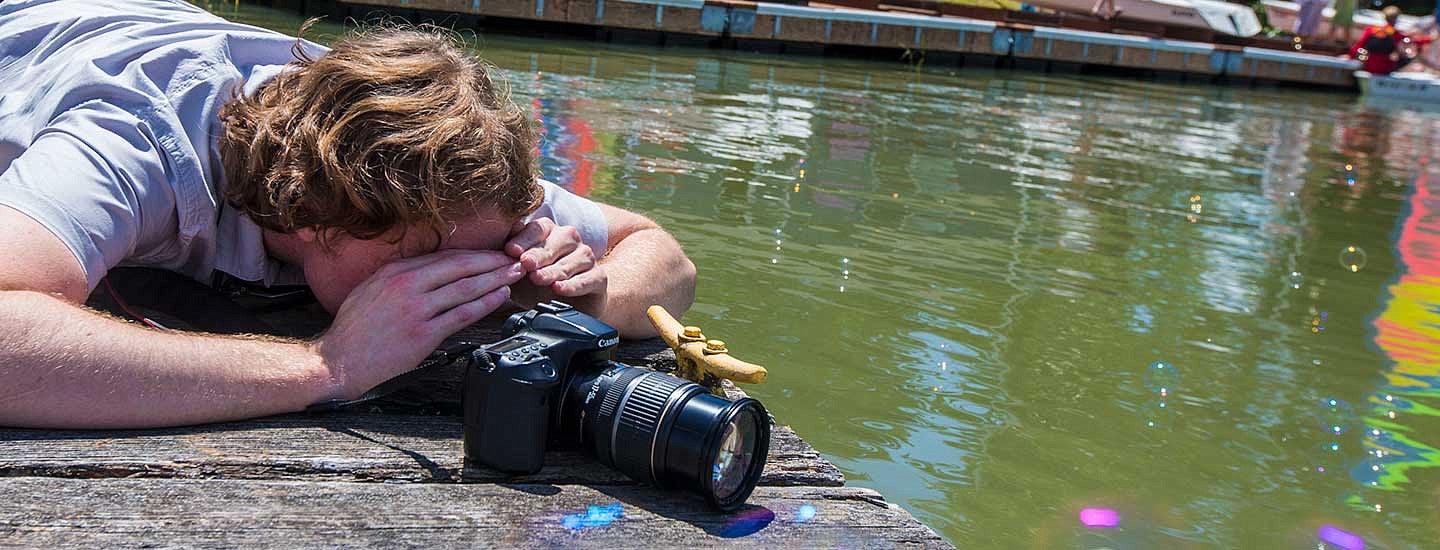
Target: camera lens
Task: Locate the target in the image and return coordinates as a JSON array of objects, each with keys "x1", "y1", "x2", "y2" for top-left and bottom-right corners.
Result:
[
  {"x1": 712, "y1": 407, "x2": 762, "y2": 502},
  {"x1": 565, "y1": 363, "x2": 770, "y2": 511}
]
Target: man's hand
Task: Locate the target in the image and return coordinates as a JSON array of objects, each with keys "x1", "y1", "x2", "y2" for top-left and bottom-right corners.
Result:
[
  {"x1": 504, "y1": 217, "x2": 608, "y2": 315},
  {"x1": 312, "y1": 249, "x2": 525, "y2": 400}
]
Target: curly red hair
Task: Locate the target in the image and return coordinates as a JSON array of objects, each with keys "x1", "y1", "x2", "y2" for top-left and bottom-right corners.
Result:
[{"x1": 218, "y1": 23, "x2": 541, "y2": 245}]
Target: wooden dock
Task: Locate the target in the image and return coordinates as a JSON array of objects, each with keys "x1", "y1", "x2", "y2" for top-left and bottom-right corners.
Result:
[
  {"x1": 275, "y1": 0, "x2": 1365, "y2": 88},
  {"x1": 0, "y1": 312, "x2": 951, "y2": 548}
]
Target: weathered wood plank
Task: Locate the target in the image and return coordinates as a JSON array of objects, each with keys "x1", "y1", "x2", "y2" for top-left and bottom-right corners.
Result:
[
  {"x1": 0, "y1": 478, "x2": 949, "y2": 548},
  {"x1": 0, "y1": 413, "x2": 842, "y2": 487}
]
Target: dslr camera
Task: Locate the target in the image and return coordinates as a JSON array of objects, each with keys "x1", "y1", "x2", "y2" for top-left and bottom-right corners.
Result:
[{"x1": 463, "y1": 301, "x2": 771, "y2": 511}]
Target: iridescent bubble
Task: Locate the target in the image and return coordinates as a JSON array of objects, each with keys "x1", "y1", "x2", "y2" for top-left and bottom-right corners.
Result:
[
  {"x1": 1319, "y1": 398, "x2": 1356, "y2": 435},
  {"x1": 1316, "y1": 441, "x2": 1343, "y2": 474},
  {"x1": 560, "y1": 502, "x2": 624, "y2": 531},
  {"x1": 1078, "y1": 508, "x2": 1120, "y2": 528},
  {"x1": 1339, "y1": 246, "x2": 1368, "y2": 273},
  {"x1": 1364, "y1": 427, "x2": 1393, "y2": 458},
  {"x1": 1144, "y1": 398, "x2": 1172, "y2": 429},
  {"x1": 1368, "y1": 392, "x2": 1400, "y2": 420},
  {"x1": 1316, "y1": 525, "x2": 1365, "y2": 550},
  {"x1": 795, "y1": 504, "x2": 817, "y2": 523},
  {"x1": 1143, "y1": 361, "x2": 1180, "y2": 396},
  {"x1": 1288, "y1": 271, "x2": 1304, "y2": 289}
]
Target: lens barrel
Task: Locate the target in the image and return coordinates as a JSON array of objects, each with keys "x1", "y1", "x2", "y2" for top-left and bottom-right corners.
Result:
[{"x1": 569, "y1": 363, "x2": 770, "y2": 511}]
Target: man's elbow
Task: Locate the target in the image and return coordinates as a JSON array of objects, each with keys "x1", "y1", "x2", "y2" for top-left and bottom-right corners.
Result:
[{"x1": 673, "y1": 255, "x2": 697, "y2": 313}]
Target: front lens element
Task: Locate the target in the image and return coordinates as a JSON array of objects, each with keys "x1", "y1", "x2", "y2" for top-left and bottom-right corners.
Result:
[{"x1": 712, "y1": 410, "x2": 759, "y2": 502}]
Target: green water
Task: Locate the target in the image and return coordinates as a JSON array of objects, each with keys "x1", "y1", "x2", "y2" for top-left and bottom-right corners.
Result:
[{"x1": 210, "y1": 3, "x2": 1440, "y2": 547}]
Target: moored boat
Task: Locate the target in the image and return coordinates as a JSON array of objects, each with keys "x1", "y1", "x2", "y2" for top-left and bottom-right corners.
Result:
[
  {"x1": 1023, "y1": 0, "x2": 1262, "y2": 36},
  {"x1": 1356, "y1": 70, "x2": 1440, "y2": 104}
]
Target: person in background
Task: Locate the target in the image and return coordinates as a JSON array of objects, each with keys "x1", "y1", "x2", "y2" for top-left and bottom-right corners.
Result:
[
  {"x1": 1090, "y1": 0, "x2": 1119, "y2": 20},
  {"x1": 1330, "y1": 0, "x2": 1357, "y2": 44},
  {"x1": 1350, "y1": 6, "x2": 1434, "y2": 74},
  {"x1": 1294, "y1": 0, "x2": 1330, "y2": 39}
]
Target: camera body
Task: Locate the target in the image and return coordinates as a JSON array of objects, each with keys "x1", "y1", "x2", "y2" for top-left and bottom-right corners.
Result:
[
  {"x1": 462, "y1": 301, "x2": 618, "y2": 473},
  {"x1": 463, "y1": 300, "x2": 771, "y2": 511}
]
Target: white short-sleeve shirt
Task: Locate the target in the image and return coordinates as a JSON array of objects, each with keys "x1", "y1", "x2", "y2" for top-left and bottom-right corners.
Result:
[{"x1": 0, "y1": 0, "x2": 606, "y2": 290}]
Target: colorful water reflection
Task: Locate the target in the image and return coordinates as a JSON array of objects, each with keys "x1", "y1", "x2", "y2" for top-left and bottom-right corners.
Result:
[{"x1": 1365, "y1": 164, "x2": 1440, "y2": 497}]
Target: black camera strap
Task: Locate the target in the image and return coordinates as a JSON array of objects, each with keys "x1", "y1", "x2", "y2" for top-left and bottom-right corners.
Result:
[{"x1": 302, "y1": 341, "x2": 493, "y2": 413}]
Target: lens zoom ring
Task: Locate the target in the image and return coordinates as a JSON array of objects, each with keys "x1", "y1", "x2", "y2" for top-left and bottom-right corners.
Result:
[
  {"x1": 618, "y1": 375, "x2": 685, "y2": 431},
  {"x1": 612, "y1": 374, "x2": 689, "y2": 481},
  {"x1": 597, "y1": 366, "x2": 647, "y2": 421}
]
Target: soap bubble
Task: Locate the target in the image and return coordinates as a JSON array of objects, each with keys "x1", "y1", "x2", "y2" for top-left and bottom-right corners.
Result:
[
  {"x1": 1317, "y1": 525, "x2": 1366, "y2": 550},
  {"x1": 1356, "y1": 456, "x2": 1386, "y2": 487},
  {"x1": 1319, "y1": 398, "x2": 1356, "y2": 435},
  {"x1": 795, "y1": 504, "x2": 817, "y2": 523},
  {"x1": 1364, "y1": 427, "x2": 1393, "y2": 458},
  {"x1": 561, "y1": 502, "x2": 624, "y2": 530},
  {"x1": 1143, "y1": 361, "x2": 1180, "y2": 396},
  {"x1": 1078, "y1": 508, "x2": 1120, "y2": 528},
  {"x1": 1288, "y1": 271, "x2": 1304, "y2": 289},
  {"x1": 770, "y1": 228, "x2": 784, "y2": 265},
  {"x1": 1339, "y1": 246, "x2": 1367, "y2": 272},
  {"x1": 1143, "y1": 398, "x2": 1173, "y2": 429},
  {"x1": 1369, "y1": 393, "x2": 1400, "y2": 420}
]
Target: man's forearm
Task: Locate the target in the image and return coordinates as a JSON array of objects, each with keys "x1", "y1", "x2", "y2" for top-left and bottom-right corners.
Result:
[
  {"x1": 598, "y1": 228, "x2": 696, "y2": 338},
  {"x1": 0, "y1": 290, "x2": 332, "y2": 429}
]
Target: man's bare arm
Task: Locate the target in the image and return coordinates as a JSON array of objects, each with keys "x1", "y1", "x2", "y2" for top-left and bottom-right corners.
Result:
[
  {"x1": 592, "y1": 204, "x2": 696, "y2": 338},
  {"x1": 0, "y1": 206, "x2": 520, "y2": 429},
  {"x1": 0, "y1": 290, "x2": 335, "y2": 429},
  {"x1": 0, "y1": 206, "x2": 332, "y2": 428}
]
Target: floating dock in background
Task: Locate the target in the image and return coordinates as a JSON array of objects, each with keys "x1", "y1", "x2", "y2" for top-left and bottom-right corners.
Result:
[{"x1": 276, "y1": 0, "x2": 1365, "y2": 88}]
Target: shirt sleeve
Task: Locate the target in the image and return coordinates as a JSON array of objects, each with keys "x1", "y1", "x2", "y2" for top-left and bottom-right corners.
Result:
[
  {"x1": 527, "y1": 180, "x2": 610, "y2": 257},
  {"x1": 0, "y1": 108, "x2": 177, "y2": 291},
  {"x1": 1350, "y1": 28, "x2": 1371, "y2": 58}
]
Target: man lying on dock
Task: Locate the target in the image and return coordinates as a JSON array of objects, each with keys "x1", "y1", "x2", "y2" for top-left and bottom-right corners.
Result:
[{"x1": 0, "y1": 1, "x2": 696, "y2": 429}]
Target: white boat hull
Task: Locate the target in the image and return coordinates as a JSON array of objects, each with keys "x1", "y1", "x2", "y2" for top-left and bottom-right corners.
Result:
[
  {"x1": 1025, "y1": 0, "x2": 1262, "y2": 36},
  {"x1": 1357, "y1": 71, "x2": 1440, "y2": 104}
]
